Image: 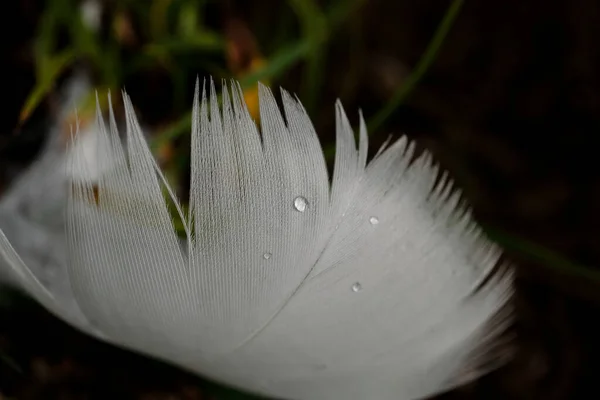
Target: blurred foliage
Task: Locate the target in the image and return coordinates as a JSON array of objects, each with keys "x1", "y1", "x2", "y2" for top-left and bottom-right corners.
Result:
[
  {"x1": 21, "y1": 0, "x2": 369, "y2": 131},
  {"x1": 22, "y1": 0, "x2": 223, "y2": 122}
]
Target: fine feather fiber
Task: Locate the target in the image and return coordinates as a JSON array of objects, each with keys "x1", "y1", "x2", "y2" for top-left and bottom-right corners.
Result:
[{"x1": 0, "y1": 78, "x2": 512, "y2": 400}]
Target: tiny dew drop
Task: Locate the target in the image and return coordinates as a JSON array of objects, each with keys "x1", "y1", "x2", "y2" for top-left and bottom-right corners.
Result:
[
  {"x1": 293, "y1": 196, "x2": 308, "y2": 212},
  {"x1": 369, "y1": 216, "x2": 379, "y2": 225},
  {"x1": 351, "y1": 282, "x2": 362, "y2": 292},
  {"x1": 263, "y1": 252, "x2": 272, "y2": 260}
]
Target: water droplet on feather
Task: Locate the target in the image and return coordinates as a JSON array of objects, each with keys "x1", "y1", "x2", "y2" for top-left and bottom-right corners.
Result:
[{"x1": 293, "y1": 196, "x2": 308, "y2": 212}]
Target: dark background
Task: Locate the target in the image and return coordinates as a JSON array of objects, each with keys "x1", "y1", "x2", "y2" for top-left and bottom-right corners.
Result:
[{"x1": 1, "y1": 0, "x2": 600, "y2": 398}]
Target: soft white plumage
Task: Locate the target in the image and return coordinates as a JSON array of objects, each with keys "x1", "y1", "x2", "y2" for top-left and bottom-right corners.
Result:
[{"x1": 0, "y1": 78, "x2": 512, "y2": 400}]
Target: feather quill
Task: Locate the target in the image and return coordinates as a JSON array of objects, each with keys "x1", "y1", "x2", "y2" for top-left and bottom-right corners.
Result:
[{"x1": 0, "y1": 78, "x2": 512, "y2": 400}]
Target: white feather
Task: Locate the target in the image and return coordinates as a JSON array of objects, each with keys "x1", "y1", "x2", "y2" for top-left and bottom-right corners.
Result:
[
  {"x1": 0, "y1": 73, "x2": 108, "y2": 337},
  {"x1": 0, "y1": 78, "x2": 512, "y2": 400}
]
